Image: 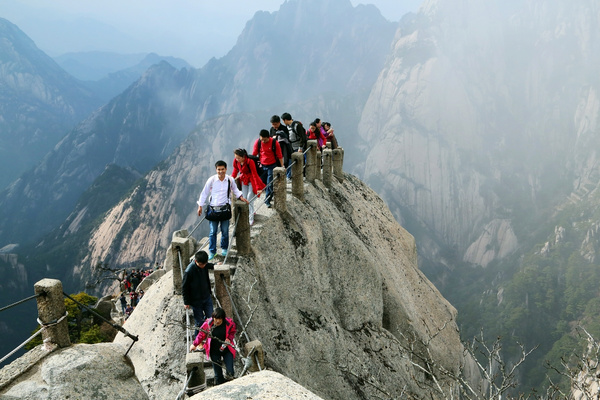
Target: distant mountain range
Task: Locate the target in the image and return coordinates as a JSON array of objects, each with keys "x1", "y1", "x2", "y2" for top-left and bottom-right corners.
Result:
[
  {"x1": 55, "y1": 51, "x2": 193, "y2": 102},
  {"x1": 0, "y1": 18, "x2": 102, "y2": 190},
  {"x1": 0, "y1": 0, "x2": 397, "y2": 364}
]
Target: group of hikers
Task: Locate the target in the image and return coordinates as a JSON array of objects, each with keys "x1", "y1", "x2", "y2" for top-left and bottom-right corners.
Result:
[
  {"x1": 119, "y1": 265, "x2": 161, "y2": 319},
  {"x1": 197, "y1": 113, "x2": 338, "y2": 261},
  {"x1": 184, "y1": 113, "x2": 339, "y2": 385}
]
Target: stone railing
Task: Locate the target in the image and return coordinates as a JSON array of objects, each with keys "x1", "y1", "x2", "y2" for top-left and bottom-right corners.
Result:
[
  {"x1": 170, "y1": 140, "x2": 345, "y2": 376},
  {"x1": 171, "y1": 140, "x2": 345, "y2": 305}
]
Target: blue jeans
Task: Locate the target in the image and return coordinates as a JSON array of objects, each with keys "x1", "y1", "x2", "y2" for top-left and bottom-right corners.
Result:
[
  {"x1": 262, "y1": 163, "x2": 277, "y2": 205},
  {"x1": 211, "y1": 348, "x2": 234, "y2": 384},
  {"x1": 191, "y1": 296, "x2": 213, "y2": 337},
  {"x1": 241, "y1": 183, "x2": 256, "y2": 224},
  {"x1": 209, "y1": 219, "x2": 230, "y2": 255}
]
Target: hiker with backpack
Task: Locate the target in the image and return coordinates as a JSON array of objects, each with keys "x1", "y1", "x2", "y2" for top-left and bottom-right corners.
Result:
[
  {"x1": 231, "y1": 148, "x2": 265, "y2": 225},
  {"x1": 270, "y1": 115, "x2": 293, "y2": 179},
  {"x1": 197, "y1": 160, "x2": 248, "y2": 260},
  {"x1": 281, "y1": 112, "x2": 307, "y2": 165},
  {"x1": 252, "y1": 129, "x2": 283, "y2": 208}
]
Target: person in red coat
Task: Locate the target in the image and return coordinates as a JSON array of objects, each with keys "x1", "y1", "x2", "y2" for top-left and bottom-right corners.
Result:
[
  {"x1": 232, "y1": 148, "x2": 265, "y2": 225},
  {"x1": 252, "y1": 129, "x2": 283, "y2": 208}
]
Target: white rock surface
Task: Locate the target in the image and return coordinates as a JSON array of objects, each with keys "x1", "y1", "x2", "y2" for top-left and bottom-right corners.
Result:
[
  {"x1": 190, "y1": 370, "x2": 324, "y2": 400},
  {"x1": 0, "y1": 343, "x2": 147, "y2": 400}
]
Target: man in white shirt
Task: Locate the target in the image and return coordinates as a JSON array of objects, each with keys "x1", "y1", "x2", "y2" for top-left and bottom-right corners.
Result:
[{"x1": 197, "y1": 160, "x2": 248, "y2": 260}]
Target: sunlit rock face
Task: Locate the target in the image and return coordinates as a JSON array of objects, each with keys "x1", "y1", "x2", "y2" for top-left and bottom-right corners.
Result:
[{"x1": 358, "y1": 0, "x2": 600, "y2": 268}]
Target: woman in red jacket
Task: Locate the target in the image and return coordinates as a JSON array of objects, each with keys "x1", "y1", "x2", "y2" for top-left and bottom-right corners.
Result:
[
  {"x1": 232, "y1": 148, "x2": 265, "y2": 225},
  {"x1": 190, "y1": 307, "x2": 237, "y2": 385},
  {"x1": 308, "y1": 122, "x2": 327, "y2": 150}
]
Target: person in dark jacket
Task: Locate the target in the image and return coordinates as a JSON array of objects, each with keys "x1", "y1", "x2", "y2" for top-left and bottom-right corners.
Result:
[
  {"x1": 119, "y1": 292, "x2": 127, "y2": 315},
  {"x1": 270, "y1": 115, "x2": 293, "y2": 178},
  {"x1": 182, "y1": 251, "x2": 215, "y2": 336}
]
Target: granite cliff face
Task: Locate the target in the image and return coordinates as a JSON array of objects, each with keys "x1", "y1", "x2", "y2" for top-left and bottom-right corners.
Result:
[
  {"x1": 358, "y1": 0, "x2": 600, "y2": 271},
  {"x1": 110, "y1": 171, "x2": 477, "y2": 399}
]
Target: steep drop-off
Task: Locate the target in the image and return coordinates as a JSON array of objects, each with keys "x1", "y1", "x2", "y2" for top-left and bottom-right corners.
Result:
[{"x1": 115, "y1": 172, "x2": 479, "y2": 399}]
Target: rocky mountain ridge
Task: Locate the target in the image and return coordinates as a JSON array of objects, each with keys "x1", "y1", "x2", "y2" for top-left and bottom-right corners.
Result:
[
  {"x1": 1, "y1": 169, "x2": 480, "y2": 399},
  {"x1": 356, "y1": 0, "x2": 600, "y2": 390},
  {"x1": 112, "y1": 170, "x2": 478, "y2": 399},
  {"x1": 0, "y1": 0, "x2": 396, "y2": 250},
  {"x1": 0, "y1": 18, "x2": 101, "y2": 190}
]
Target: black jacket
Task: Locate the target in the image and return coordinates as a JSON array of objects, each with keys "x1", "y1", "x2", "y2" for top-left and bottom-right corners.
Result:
[{"x1": 182, "y1": 260, "x2": 215, "y2": 306}]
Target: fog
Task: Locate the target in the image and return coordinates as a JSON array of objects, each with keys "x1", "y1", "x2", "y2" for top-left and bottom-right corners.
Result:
[{"x1": 0, "y1": 0, "x2": 422, "y2": 67}]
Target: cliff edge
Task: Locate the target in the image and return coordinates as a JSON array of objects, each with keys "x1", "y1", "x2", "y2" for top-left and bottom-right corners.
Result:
[{"x1": 114, "y1": 172, "x2": 476, "y2": 399}]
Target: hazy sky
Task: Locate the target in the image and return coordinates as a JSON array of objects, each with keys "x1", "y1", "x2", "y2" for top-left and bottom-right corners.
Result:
[{"x1": 0, "y1": 0, "x2": 422, "y2": 67}]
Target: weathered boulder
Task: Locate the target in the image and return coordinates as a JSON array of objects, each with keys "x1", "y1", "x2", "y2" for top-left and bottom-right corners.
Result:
[
  {"x1": 113, "y1": 268, "x2": 188, "y2": 400},
  {"x1": 95, "y1": 294, "x2": 116, "y2": 320},
  {"x1": 190, "y1": 370, "x2": 324, "y2": 400},
  {"x1": 136, "y1": 268, "x2": 166, "y2": 292},
  {"x1": 0, "y1": 343, "x2": 147, "y2": 399}
]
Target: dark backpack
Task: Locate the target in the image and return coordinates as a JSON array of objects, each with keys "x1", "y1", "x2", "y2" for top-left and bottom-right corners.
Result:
[
  {"x1": 247, "y1": 154, "x2": 267, "y2": 184},
  {"x1": 247, "y1": 154, "x2": 262, "y2": 171},
  {"x1": 291, "y1": 120, "x2": 307, "y2": 149}
]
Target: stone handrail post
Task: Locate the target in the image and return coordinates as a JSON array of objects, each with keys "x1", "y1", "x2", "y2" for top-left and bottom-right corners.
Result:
[
  {"x1": 306, "y1": 140, "x2": 319, "y2": 183},
  {"x1": 244, "y1": 340, "x2": 265, "y2": 372},
  {"x1": 234, "y1": 200, "x2": 251, "y2": 255},
  {"x1": 34, "y1": 279, "x2": 70, "y2": 348},
  {"x1": 322, "y1": 149, "x2": 333, "y2": 188},
  {"x1": 214, "y1": 266, "x2": 233, "y2": 318},
  {"x1": 273, "y1": 167, "x2": 287, "y2": 213},
  {"x1": 291, "y1": 152, "x2": 304, "y2": 201},
  {"x1": 333, "y1": 148, "x2": 344, "y2": 183},
  {"x1": 171, "y1": 230, "x2": 193, "y2": 295}
]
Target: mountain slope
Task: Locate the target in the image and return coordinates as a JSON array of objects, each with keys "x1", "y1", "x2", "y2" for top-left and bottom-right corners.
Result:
[
  {"x1": 359, "y1": 0, "x2": 600, "y2": 269},
  {"x1": 0, "y1": 61, "x2": 198, "y2": 246},
  {"x1": 80, "y1": 53, "x2": 193, "y2": 103},
  {"x1": 0, "y1": 18, "x2": 101, "y2": 189},
  {"x1": 0, "y1": 0, "x2": 396, "y2": 248},
  {"x1": 356, "y1": 0, "x2": 600, "y2": 391}
]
